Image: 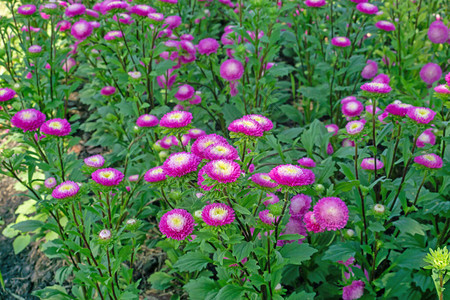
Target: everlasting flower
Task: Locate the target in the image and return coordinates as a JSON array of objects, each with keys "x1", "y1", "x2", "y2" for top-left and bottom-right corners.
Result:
[
  {"x1": 204, "y1": 159, "x2": 241, "y2": 183},
  {"x1": 163, "y1": 152, "x2": 201, "y2": 177},
  {"x1": 18, "y1": 4, "x2": 37, "y2": 15},
  {"x1": 414, "y1": 153, "x2": 443, "y2": 169},
  {"x1": 159, "y1": 209, "x2": 194, "y2": 240},
  {"x1": 202, "y1": 203, "x2": 235, "y2": 226},
  {"x1": 44, "y1": 177, "x2": 57, "y2": 189},
  {"x1": 204, "y1": 143, "x2": 238, "y2": 160},
  {"x1": 198, "y1": 38, "x2": 220, "y2": 55},
  {"x1": 325, "y1": 124, "x2": 339, "y2": 136},
  {"x1": 331, "y1": 37, "x2": 351, "y2": 47},
  {"x1": 174, "y1": 84, "x2": 195, "y2": 101},
  {"x1": 11, "y1": 109, "x2": 46, "y2": 132},
  {"x1": 101, "y1": 86, "x2": 116, "y2": 96},
  {"x1": 65, "y1": 3, "x2": 86, "y2": 17},
  {"x1": 361, "y1": 158, "x2": 384, "y2": 170},
  {"x1": 220, "y1": 59, "x2": 244, "y2": 81},
  {"x1": 28, "y1": 45, "x2": 42, "y2": 54},
  {"x1": 136, "y1": 114, "x2": 158, "y2": 127},
  {"x1": 372, "y1": 73, "x2": 390, "y2": 84},
  {"x1": 345, "y1": 120, "x2": 365, "y2": 135},
  {"x1": 304, "y1": 0, "x2": 326, "y2": 7},
  {"x1": 304, "y1": 211, "x2": 324, "y2": 233},
  {"x1": 0, "y1": 88, "x2": 16, "y2": 102},
  {"x1": 164, "y1": 15, "x2": 182, "y2": 29},
  {"x1": 40, "y1": 118, "x2": 71, "y2": 136},
  {"x1": 250, "y1": 173, "x2": 278, "y2": 188},
  {"x1": 313, "y1": 197, "x2": 349, "y2": 231},
  {"x1": 92, "y1": 168, "x2": 124, "y2": 186},
  {"x1": 191, "y1": 134, "x2": 227, "y2": 158},
  {"x1": 361, "y1": 60, "x2": 378, "y2": 79},
  {"x1": 264, "y1": 193, "x2": 280, "y2": 206},
  {"x1": 375, "y1": 20, "x2": 395, "y2": 31},
  {"x1": 228, "y1": 117, "x2": 264, "y2": 137},
  {"x1": 188, "y1": 128, "x2": 206, "y2": 139},
  {"x1": 356, "y1": 3, "x2": 378, "y2": 14},
  {"x1": 130, "y1": 4, "x2": 155, "y2": 16},
  {"x1": 385, "y1": 102, "x2": 412, "y2": 116},
  {"x1": 343, "y1": 280, "x2": 365, "y2": 300},
  {"x1": 84, "y1": 154, "x2": 105, "y2": 168},
  {"x1": 416, "y1": 129, "x2": 436, "y2": 148},
  {"x1": 269, "y1": 164, "x2": 315, "y2": 187},
  {"x1": 259, "y1": 210, "x2": 277, "y2": 225},
  {"x1": 342, "y1": 99, "x2": 364, "y2": 117},
  {"x1": 360, "y1": 82, "x2": 392, "y2": 94},
  {"x1": 427, "y1": 21, "x2": 449, "y2": 44},
  {"x1": 148, "y1": 13, "x2": 165, "y2": 22},
  {"x1": 420, "y1": 63, "x2": 442, "y2": 85},
  {"x1": 104, "y1": 31, "x2": 123, "y2": 40},
  {"x1": 144, "y1": 166, "x2": 167, "y2": 182},
  {"x1": 290, "y1": 194, "x2": 312, "y2": 217},
  {"x1": 103, "y1": 1, "x2": 130, "y2": 13},
  {"x1": 407, "y1": 107, "x2": 436, "y2": 124},
  {"x1": 297, "y1": 158, "x2": 316, "y2": 168},
  {"x1": 247, "y1": 114, "x2": 274, "y2": 132},
  {"x1": 434, "y1": 84, "x2": 450, "y2": 95},
  {"x1": 160, "y1": 111, "x2": 193, "y2": 128},
  {"x1": 71, "y1": 19, "x2": 93, "y2": 40},
  {"x1": 52, "y1": 181, "x2": 80, "y2": 199}
]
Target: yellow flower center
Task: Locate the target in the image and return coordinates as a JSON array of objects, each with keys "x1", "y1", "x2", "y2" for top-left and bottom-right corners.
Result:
[
  {"x1": 210, "y1": 207, "x2": 227, "y2": 220},
  {"x1": 167, "y1": 214, "x2": 184, "y2": 230},
  {"x1": 48, "y1": 121, "x2": 62, "y2": 129}
]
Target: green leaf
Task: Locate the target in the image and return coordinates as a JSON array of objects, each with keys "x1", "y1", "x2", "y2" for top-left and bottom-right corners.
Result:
[
  {"x1": 322, "y1": 242, "x2": 359, "y2": 262},
  {"x1": 0, "y1": 270, "x2": 4, "y2": 291},
  {"x1": 13, "y1": 234, "x2": 31, "y2": 254},
  {"x1": 12, "y1": 220, "x2": 44, "y2": 232},
  {"x1": 394, "y1": 248, "x2": 427, "y2": 270},
  {"x1": 216, "y1": 285, "x2": 246, "y2": 300},
  {"x1": 55, "y1": 266, "x2": 73, "y2": 285},
  {"x1": 393, "y1": 217, "x2": 427, "y2": 236},
  {"x1": 15, "y1": 199, "x2": 36, "y2": 215},
  {"x1": 184, "y1": 277, "x2": 218, "y2": 299},
  {"x1": 173, "y1": 252, "x2": 211, "y2": 272},
  {"x1": 233, "y1": 242, "x2": 253, "y2": 262},
  {"x1": 286, "y1": 291, "x2": 316, "y2": 300},
  {"x1": 280, "y1": 105, "x2": 302, "y2": 125},
  {"x1": 280, "y1": 243, "x2": 317, "y2": 265},
  {"x1": 148, "y1": 272, "x2": 173, "y2": 290}
]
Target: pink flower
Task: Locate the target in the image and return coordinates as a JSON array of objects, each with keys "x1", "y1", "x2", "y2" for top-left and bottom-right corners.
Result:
[
  {"x1": 427, "y1": 21, "x2": 449, "y2": 44},
  {"x1": 220, "y1": 59, "x2": 244, "y2": 81},
  {"x1": 101, "y1": 86, "x2": 116, "y2": 96},
  {"x1": 11, "y1": 109, "x2": 46, "y2": 132},
  {"x1": 92, "y1": 168, "x2": 124, "y2": 186},
  {"x1": 84, "y1": 154, "x2": 105, "y2": 168},
  {"x1": 269, "y1": 164, "x2": 315, "y2": 187},
  {"x1": 250, "y1": 173, "x2": 278, "y2": 188},
  {"x1": 102, "y1": 1, "x2": 130, "y2": 13},
  {"x1": 0, "y1": 88, "x2": 16, "y2": 102},
  {"x1": 57, "y1": 20, "x2": 71, "y2": 31},
  {"x1": 136, "y1": 114, "x2": 159, "y2": 127},
  {"x1": 156, "y1": 69, "x2": 177, "y2": 90},
  {"x1": 313, "y1": 197, "x2": 348, "y2": 231},
  {"x1": 40, "y1": 118, "x2": 71, "y2": 136},
  {"x1": 326, "y1": 124, "x2": 339, "y2": 136},
  {"x1": 327, "y1": 143, "x2": 334, "y2": 155},
  {"x1": 264, "y1": 193, "x2": 280, "y2": 206},
  {"x1": 198, "y1": 38, "x2": 220, "y2": 55},
  {"x1": 52, "y1": 181, "x2": 80, "y2": 199},
  {"x1": 148, "y1": 13, "x2": 165, "y2": 22},
  {"x1": 375, "y1": 20, "x2": 395, "y2": 31},
  {"x1": 174, "y1": 84, "x2": 195, "y2": 101},
  {"x1": 361, "y1": 60, "x2": 378, "y2": 79},
  {"x1": 159, "y1": 209, "x2": 194, "y2": 240},
  {"x1": 385, "y1": 102, "x2": 412, "y2": 116},
  {"x1": 188, "y1": 128, "x2": 206, "y2": 139},
  {"x1": 297, "y1": 158, "x2": 316, "y2": 168},
  {"x1": 65, "y1": 3, "x2": 86, "y2": 17},
  {"x1": 204, "y1": 143, "x2": 239, "y2": 160},
  {"x1": 343, "y1": 280, "x2": 365, "y2": 300},
  {"x1": 304, "y1": 0, "x2": 326, "y2": 7},
  {"x1": 342, "y1": 99, "x2": 364, "y2": 117},
  {"x1": 434, "y1": 84, "x2": 450, "y2": 95},
  {"x1": 342, "y1": 138, "x2": 355, "y2": 147},
  {"x1": 202, "y1": 203, "x2": 235, "y2": 226},
  {"x1": 446, "y1": 72, "x2": 450, "y2": 86},
  {"x1": 164, "y1": 15, "x2": 182, "y2": 29},
  {"x1": 163, "y1": 152, "x2": 201, "y2": 177},
  {"x1": 360, "y1": 82, "x2": 392, "y2": 94},
  {"x1": 416, "y1": 129, "x2": 436, "y2": 148},
  {"x1": 372, "y1": 73, "x2": 390, "y2": 84},
  {"x1": 204, "y1": 159, "x2": 241, "y2": 183},
  {"x1": 18, "y1": 4, "x2": 37, "y2": 15},
  {"x1": 104, "y1": 31, "x2": 123, "y2": 40},
  {"x1": 361, "y1": 158, "x2": 384, "y2": 170},
  {"x1": 356, "y1": 3, "x2": 378, "y2": 14},
  {"x1": 259, "y1": 210, "x2": 277, "y2": 225},
  {"x1": 345, "y1": 120, "x2": 365, "y2": 135},
  {"x1": 304, "y1": 211, "x2": 324, "y2": 233},
  {"x1": 331, "y1": 37, "x2": 351, "y2": 47},
  {"x1": 144, "y1": 166, "x2": 167, "y2": 182},
  {"x1": 420, "y1": 63, "x2": 442, "y2": 85},
  {"x1": 414, "y1": 153, "x2": 443, "y2": 169},
  {"x1": 406, "y1": 107, "x2": 436, "y2": 124},
  {"x1": 44, "y1": 177, "x2": 57, "y2": 189},
  {"x1": 160, "y1": 111, "x2": 193, "y2": 128},
  {"x1": 228, "y1": 117, "x2": 264, "y2": 137},
  {"x1": 62, "y1": 58, "x2": 77, "y2": 72},
  {"x1": 191, "y1": 134, "x2": 228, "y2": 158},
  {"x1": 247, "y1": 114, "x2": 274, "y2": 132},
  {"x1": 290, "y1": 194, "x2": 312, "y2": 217},
  {"x1": 130, "y1": 4, "x2": 155, "y2": 16},
  {"x1": 71, "y1": 19, "x2": 93, "y2": 40}
]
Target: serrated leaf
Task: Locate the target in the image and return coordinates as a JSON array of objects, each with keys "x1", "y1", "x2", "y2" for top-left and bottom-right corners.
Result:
[
  {"x1": 173, "y1": 252, "x2": 211, "y2": 272},
  {"x1": 280, "y1": 243, "x2": 317, "y2": 265}
]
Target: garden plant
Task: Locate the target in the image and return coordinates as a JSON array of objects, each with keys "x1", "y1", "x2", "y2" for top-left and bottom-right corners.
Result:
[{"x1": 0, "y1": 0, "x2": 449, "y2": 299}]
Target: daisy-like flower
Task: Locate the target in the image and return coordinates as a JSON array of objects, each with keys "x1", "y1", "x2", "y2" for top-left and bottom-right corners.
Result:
[
  {"x1": 356, "y1": 3, "x2": 378, "y2": 14},
  {"x1": 92, "y1": 168, "x2": 124, "y2": 186},
  {"x1": 331, "y1": 37, "x2": 351, "y2": 47},
  {"x1": 104, "y1": 31, "x2": 123, "y2": 41},
  {"x1": 375, "y1": 20, "x2": 396, "y2": 31},
  {"x1": 52, "y1": 181, "x2": 80, "y2": 199},
  {"x1": 228, "y1": 117, "x2": 264, "y2": 137},
  {"x1": 361, "y1": 158, "x2": 384, "y2": 170},
  {"x1": 85, "y1": 9, "x2": 99, "y2": 18},
  {"x1": 342, "y1": 138, "x2": 355, "y2": 147},
  {"x1": 297, "y1": 158, "x2": 316, "y2": 168},
  {"x1": 128, "y1": 175, "x2": 139, "y2": 182},
  {"x1": 204, "y1": 143, "x2": 239, "y2": 160},
  {"x1": 416, "y1": 129, "x2": 436, "y2": 148},
  {"x1": 148, "y1": 13, "x2": 164, "y2": 22},
  {"x1": 144, "y1": 166, "x2": 167, "y2": 182},
  {"x1": 414, "y1": 153, "x2": 443, "y2": 169},
  {"x1": 198, "y1": 38, "x2": 220, "y2": 55},
  {"x1": 342, "y1": 99, "x2": 364, "y2": 117},
  {"x1": 136, "y1": 114, "x2": 158, "y2": 127},
  {"x1": 250, "y1": 173, "x2": 278, "y2": 188},
  {"x1": 159, "y1": 209, "x2": 194, "y2": 240},
  {"x1": 191, "y1": 134, "x2": 228, "y2": 158},
  {"x1": 0, "y1": 88, "x2": 16, "y2": 102},
  {"x1": 420, "y1": 63, "x2": 442, "y2": 85},
  {"x1": 427, "y1": 21, "x2": 449, "y2": 44},
  {"x1": 44, "y1": 177, "x2": 57, "y2": 189},
  {"x1": 304, "y1": 0, "x2": 326, "y2": 7},
  {"x1": 259, "y1": 210, "x2": 277, "y2": 225},
  {"x1": 130, "y1": 4, "x2": 155, "y2": 16},
  {"x1": 372, "y1": 73, "x2": 390, "y2": 84},
  {"x1": 71, "y1": 19, "x2": 93, "y2": 40},
  {"x1": 128, "y1": 71, "x2": 142, "y2": 79},
  {"x1": 406, "y1": 107, "x2": 436, "y2": 124},
  {"x1": 28, "y1": 45, "x2": 42, "y2": 54},
  {"x1": 325, "y1": 124, "x2": 339, "y2": 136},
  {"x1": 174, "y1": 84, "x2": 195, "y2": 101},
  {"x1": 220, "y1": 59, "x2": 244, "y2": 81},
  {"x1": 313, "y1": 197, "x2": 349, "y2": 231},
  {"x1": 102, "y1": 0, "x2": 130, "y2": 13},
  {"x1": 163, "y1": 152, "x2": 201, "y2": 177},
  {"x1": 385, "y1": 102, "x2": 412, "y2": 116},
  {"x1": 304, "y1": 211, "x2": 324, "y2": 233},
  {"x1": 164, "y1": 15, "x2": 182, "y2": 29},
  {"x1": 360, "y1": 82, "x2": 392, "y2": 94},
  {"x1": 40, "y1": 118, "x2": 71, "y2": 136},
  {"x1": 434, "y1": 84, "x2": 450, "y2": 95},
  {"x1": 264, "y1": 193, "x2": 280, "y2": 206},
  {"x1": 84, "y1": 154, "x2": 105, "y2": 168},
  {"x1": 65, "y1": 3, "x2": 86, "y2": 17},
  {"x1": 269, "y1": 164, "x2": 315, "y2": 187},
  {"x1": 204, "y1": 159, "x2": 241, "y2": 183},
  {"x1": 202, "y1": 203, "x2": 235, "y2": 226},
  {"x1": 197, "y1": 167, "x2": 214, "y2": 191},
  {"x1": 11, "y1": 109, "x2": 46, "y2": 132},
  {"x1": 343, "y1": 280, "x2": 365, "y2": 300},
  {"x1": 446, "y1": 72, "x2": 450, "y2": 86},
  {"x1": 290, "y1": 194, "x2": 312, "y2": 217},
  {"x1": 361, "y1": 60, "x2": 378, "y2": 79},
  {"x1": 345, "y1": 120, "x2": 365, "y2": 135},
  {"x1": 277, "y1": 217, "x2": 307, "y2": 246},
  {"x1": 160, "y1": 111, "x2": 193, "y2": 128},
  {"x1": 18, "y1": 4, "x2": 37, "y2": 15},
  {"x1": 247, "y1": 114, "x2": 274, "y2": 132}
]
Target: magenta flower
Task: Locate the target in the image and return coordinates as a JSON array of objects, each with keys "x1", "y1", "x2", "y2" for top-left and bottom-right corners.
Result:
[
  {"x1": 92, "y1": 168, "x2": 124, "y2": 186},
  {"x1": 325, "y1": 124, "x2": 339, "y2": 136},
  {"x1": 427, "y1": 21, "x2": 449, "y2": 44},
  {"x1": 375, "y1": 20, "x2": 396, "y2": 31},
  {"x1": 360, "y1": 82, "x2": 392, "y2": 94},
  {"x1": 446, "y1": 72, "x2": 450, "y2": 86},
  {"x1": 191, "y1": 134, "x2": 228, "y2": 158},
  {"x1": 204, "y1": 143, "x2": 239, "y2": 160},
  {"x1": 420, "y1": 63, "x2": 442, "y2": 85},
  {"x1": 62, "y1": 58, "x2": 77, "y2": 72},
  {"x1": 297, "y1": 158, "x2": 316, "y2": 168},
  {"x1": 0, "y1": 88, "x2": 16, "y2": 102},
  {"x1": 331, "y1": 37, "x2": 351, "y2": 47},
  {"x1": 356, "y1": 3, "x2": 378, "y2": 14},
  {"x1": 264, "y1": 193, "x2": 280, "y2": 206},
  {"x1": 372, "y1": 73, "x2": 390, "y2": 84},
  {"x1": 198, "y1": 38, "x2": 220, "y2": 55},
  {"x1": 65, "y1": 3, "x2": 86, "y2": 17},
  {"x1": 204, "y1": 159, "x2": 241, "y2": 183},
  {"x1": 100, "y1": 86, "x2": 116, "y2": 96},
  {"x1": 361, "y1": 60, "x2": 378, "y2": 79},
  {"x1": 11, "y1": 109, "x2": 46, "y2": 132},
  {"x1": 85, "y1": 9, "x2": 99, "y2": 18},
  {"x1": 342, "y1": 138, "x2": 355, "y2": 147},
  {"x1": 342, "y1": 99, "x2": 364, "y2": 117},
  {"x1": 188, "y1": 128, "x2": 206, "y2": 139},
  {"x1": 57, "y1": 20, "x2": 71, "y2": 31},
  {"x1": 40, "y1": 118, "x2": 71, "y2": 136},
  {"x1": 220, "y1": 59, "x2": 244, "y2": 81},
  {"x1": 18, "y1": 4, "x2": 36, "y2": 15},
  {"x1": 304, "y1": 0, "x2": 326, "y2": 7},
  {"x1": 136, "y1": 114, "x2": 158, "y2": 127},
  {"x1": 406, "y1": 107, "x2": 436, "y2": 124},
  {"x1": 102, "y1": 1, "x2": 130, "y2": 13},
  {"x1": 202, "y1": 203, "x2": 235, "y2": 226},
  {"x1": 414, "y1": 153, "x2": 443, "y2": 169},
  {"x1": 269, "y1": 164, "x2": 315, "y2": 187},
  {"x1": 130, "y1": 4, "x2": 155, "y2": 16},
  {"x1": 71, "y1": 20, "x2": 93, "y2": 40},
  {"x1": 144, "y1": 166, "x2": 167, "y2": 182},
  {"x1": 128, "y1": 175, "x2": 139, "y2": 182},
  {"x1": 247, "y1": 114, "x2": 274, "y2": 132},
  {"x1": 163, "y1": 152, "x2": 201, "y2": 177},
  {"x1": 197, "y1": 167, "x2": 214, "y2": 191},
  {"x1": 343, "y1": 280, "x2": 365, "y2": 300},
  {"x1": 28, "y1": 45, "x2": 42, "y2": 54},
  {"x1": 113, "y1": 13, "x2": 134, "y2": 24},
  {"x1": 160, "y1": 111, "x2": 193, "y2": 128},
  {"x1": 434, "y1": 84, "x2": 450, "y2": 95},
  {"x1": 416, "y1": 129, "x2": 436, "y2": 148},
  {"x1": 385, "y1": 102, "x2": 412, "y2": 117},
  {"x1": 345, "y1": 120, "x2": 365, "y2": 135},
  {"x1": 174, "y1": 84, "x2": 195, "y2": 101},
  {"x1": 44, "y1": 177, "x2": 57, "y2": 189},
  {"x1": 304, "y1": 211, "x2": 324, "y2": 233},
  {"x1": 84, "y1": 154, "x2": 105, "y2": 168},
  {"x1": 250, "y1": 173, "x2": 278, "y2": 188},
  {"x1": 290, "y1": 194, "x2": 312, "y2": 217},
  {"x1": 148, "y1": 13, "x2": 165, "y2": 22},
  {"x1": 259, "y1": 210, "x2": 277, "y2": 225},
  {"x1": 361, "y1": 158, "x2": 384, "y2": 170},
  {"x1": 164, "y1": 15, "x2": 182, "y2": 29},
  {"x1": 104, "y1": 31, "x2": 123, "y2": 40},
  {"x1": 313, "y1": 197, "x2": 348, "y2": 231},
  {"x1": 159, "y1": 209, "x2": 194, "y2": 240},
  {"x1": 228, "y1": 117, "x2": 264, "y2": 137},
  {"x1": 52, "y1": 181, "x2": 80, "y2": 199}
]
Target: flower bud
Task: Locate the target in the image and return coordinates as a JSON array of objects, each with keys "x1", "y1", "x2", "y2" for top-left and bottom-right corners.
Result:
[
  {"x1": 373, "y1": 204, "x2": 385, "y2": 215},
  {"x1": 269, "y1": 202, "x2": 283, "y2": 216},
  {"x1": 159, "y1": 151, "x2": 169, "y2": 160},
  {"x1": 314, "y1": 184, "x2": 325, "y2": 193},
  {"x1": 345, "y1": 229, "x2": 355, "y2": 239},
  {"x1": 99, "y1": 229, "x2": 112, "y2": 240}
]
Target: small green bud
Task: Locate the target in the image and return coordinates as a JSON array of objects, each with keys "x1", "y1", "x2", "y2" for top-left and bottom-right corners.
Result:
[
  {"x1": 314, "y1": 184, "x2": 325, "y2": 193},
  {"x1": 159, "y1": 151, "x2": 169, "y2": 160},
  {"x1": 269, "y1": 203, "x2": 283, "y2": 216},
  {"x1": 105, "y1": 113, "x2": 117, "y2": 122}
]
